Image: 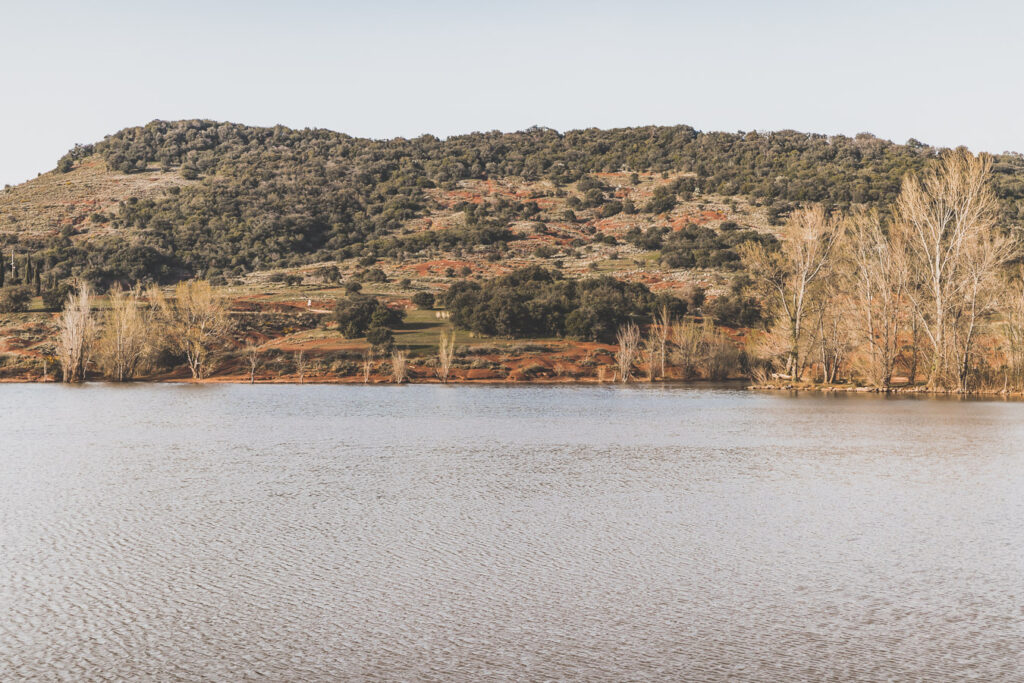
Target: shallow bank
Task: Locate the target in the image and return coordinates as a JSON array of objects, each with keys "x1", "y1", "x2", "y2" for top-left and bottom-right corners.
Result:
[{"x1": 748, "y1": 382, "x2": 1024, "y2": 398}]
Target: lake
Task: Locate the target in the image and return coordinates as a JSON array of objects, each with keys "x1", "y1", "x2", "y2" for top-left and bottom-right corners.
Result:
[{"x1": 1, "y1": 384, "x2": 1022, "y2": 680}]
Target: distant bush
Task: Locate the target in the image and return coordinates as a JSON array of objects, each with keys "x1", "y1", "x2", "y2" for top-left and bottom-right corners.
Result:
[
  {"x1": 598, "y1": 201, "x2": 623, "y2": 218},
  {"x1": 411, "y1": 292, "x2": 435, "y2": 309},
  {"x1": 0, "y1": 286, "x2": 32, "y2": 313},
  {"x1": 41, "y1": 282, "x2": 74, "y2": 310},
  {"x1": 659, "y1": 225, "x2": 775, "y2": 271},
  {"x1": 334, "y1": 295, "x2": 405, "y2": 338},
  {"x1": 645, "y1": 186, "x2": 676, "y2": 214},
  {"x1": 314, "y1": 265, "x2": 341, "y2": 283},
  {"x1": 361, "y1": 268, "x2": 388, "y2": 283},
  {"x1": 366, "y1": 324, "x2": 394, "y2": 352}
]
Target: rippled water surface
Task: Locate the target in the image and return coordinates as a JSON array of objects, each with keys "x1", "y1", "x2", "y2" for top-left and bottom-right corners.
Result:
[{"x1": 1, "y1": 384, "x2": 1023, "y2": 680}]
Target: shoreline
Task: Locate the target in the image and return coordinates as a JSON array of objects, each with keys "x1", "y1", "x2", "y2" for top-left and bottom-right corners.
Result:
[
  {"x1": 0, "y1": 375, "x2": 739, "y2": 386},
  {"x1": 746, "y1": 383, "x2": 1024, "y2": 398},
  {"x1": 4, "y1": 375, "x2": 1023, "y2": 398}
]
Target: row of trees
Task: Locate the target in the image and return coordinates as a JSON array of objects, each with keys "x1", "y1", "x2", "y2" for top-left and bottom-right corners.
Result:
[
  {"x1": 613, "y1": 311, "x2": 743, "y2": 383},
  {"x1": 55, "y1": 280, "x2": 229, "y2": 383},
  {"x1": 740, "y1": 150, "x2": 1021, "y2": 392}
]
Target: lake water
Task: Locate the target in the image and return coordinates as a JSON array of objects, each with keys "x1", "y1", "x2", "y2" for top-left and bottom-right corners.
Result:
[{"x1": 1, "y1": 384, "x2": 1022, "y2": 680}]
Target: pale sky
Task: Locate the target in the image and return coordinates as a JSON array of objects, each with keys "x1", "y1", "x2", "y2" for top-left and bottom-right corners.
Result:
[{"x1": 2, "y1": 0, "x2": 1021, "y2": 187}]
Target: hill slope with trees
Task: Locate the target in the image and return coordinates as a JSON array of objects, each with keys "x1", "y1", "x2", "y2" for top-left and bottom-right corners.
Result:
[{"x1": 4, "y1": 119, "x2": 1023, "y2": 290}]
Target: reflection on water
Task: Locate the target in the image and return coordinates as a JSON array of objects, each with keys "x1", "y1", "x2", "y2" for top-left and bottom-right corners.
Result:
[{"x1": 1, "y1": 384, "x2": 1022, "y2": 680}]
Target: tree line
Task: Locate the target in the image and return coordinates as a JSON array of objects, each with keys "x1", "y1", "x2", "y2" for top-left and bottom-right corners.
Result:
[
  {"x1": 736, "y1": 149, "x2": 1022, "y2": 393},
  {"x1": 54, "y1": 280, "x2": 230, "y2": 382}
]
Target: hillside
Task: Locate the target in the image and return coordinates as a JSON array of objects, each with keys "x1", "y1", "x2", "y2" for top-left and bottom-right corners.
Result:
[
  {"x1": 5, "y1": 119, "x2": 1024, "y2": 292},
  {"x1": 2, "y1": 121, "x2": 1024, "y2": 388}
]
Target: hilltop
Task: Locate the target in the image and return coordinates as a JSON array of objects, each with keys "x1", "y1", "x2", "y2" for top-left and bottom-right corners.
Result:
[{"x1": 5, "y1": 119, "x2": 1023, "y2": 292}]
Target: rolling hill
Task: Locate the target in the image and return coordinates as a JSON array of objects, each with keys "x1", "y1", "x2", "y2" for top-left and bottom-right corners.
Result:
[{"x1": 5, "y1": 119, "x2": 1022, "y2": 292}]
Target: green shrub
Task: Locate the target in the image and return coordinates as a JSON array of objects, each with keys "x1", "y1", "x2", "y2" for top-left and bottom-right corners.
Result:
[
  {"x1": 334, "y1": 295, "x2": 404, "y2": 337},
  {"x1": 0, "y1": 286, "x2": 32, "y2": 313},
  {"x1": 411, "y1": 292, "x2": 435, "y2": 309}
]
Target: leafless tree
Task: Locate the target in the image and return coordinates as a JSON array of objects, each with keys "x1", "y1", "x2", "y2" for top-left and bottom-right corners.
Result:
[
  {"x1": 670, "y1": 319, "x2": 703, "y2": 379},
  {"x1": 999, "y1": 271, "x2": 1024, "y2": 391},
  {"x1": 740, "y1": 205, "x2": 841, "y2": 380},
  {"x1": 57, "y1": 282, "x2": 94, "y2": 383},
  {"x1": 950, "y1": 231, "x2": 1011, "y2": 391},
  {"x1": 390, "y1": 349, "x2": 408, "y2": 384},
  {"x1": 436, "y1": 328, "x2": 455, "y2": 383},
  {"x1": 894, "y1": 150, "x2": 1012, "y2": 390},
  {"x1": 245, "y1": 342, "x2": 260, "y2": 384},
  {"x1": 150, "y1": 280, "x2": 231, "y2": 380},
  {"x1": 652, "y1": 305, "x2": 672, "y2": 378},
  {"x1": 294, "y1": 350, "x2": 307, "y2": 384},
  {"x1": 97, "y1": 285, "x2": 151, "y2": 381},
  {"x1": 642, "y1": 332, "x2": 660, "y2": 381},
  {"x1": 702, "y1": 323, "x2": 742, "y2": 381},
  {"x1": 841, "y1": 209, "x2": 907, "y2": 388},
  {"x1": 615, "y1": 322, "x2": 640, "y2": 383},
  {"x1": 362, "y1": 350, "x2": 374, "y2": 384},
  {"x1": 810, "y1": 294, "x2": 852, "y2": 384}
]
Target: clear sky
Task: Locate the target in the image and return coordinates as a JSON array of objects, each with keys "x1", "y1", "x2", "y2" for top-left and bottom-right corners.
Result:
[{"x1": 2, "y1": 0, "x2": 1021, "y2": 186}]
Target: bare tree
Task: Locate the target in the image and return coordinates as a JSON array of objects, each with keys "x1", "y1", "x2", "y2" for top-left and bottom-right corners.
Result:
[
  {"x1": 150, "y1": 280, "x2": 231, "y2": 380},
  {"x1": 740, "y1": 205, "x2": 841, "y2": 380},
  {"x1": 702, "y1": 322, "x2": 742, "y2": 381},
  {"x1": 362, "y1": 350, "x2": 374, "y2": 384},
  {"x1": 670, "y1": 318, "x2": 742, "y2": 381},
  {"x1": 670, "y1": 319, "x2": 703, "y2": 379},
  {"x1": 951, "y1": 230, "x2": 1011, "y2": 391},
  {"x1": 57, "y1": 282, "x2": 94, "y2": 383},
  {"x1": 436, "y1": 328, "x2": 455, "y2": 383},
  {"x1": 96, "y1": 285, "x2": 151, "y2": 381},
  {"x1": 810, "y1": 294, "x2": 852, "y2": 384},
  {"x1": 390, "y1": 349, "x2": 408, "y2": 384},
  {"x1": 652, "y1": 305, "x2": 672, "y2": 378},
  {"x1": 294, "y1": 350, "x2": 307, "y2": 384},
  {"x1": 245, "y1": 342, "x2": 260, "y2": 384},
  {"x1": 615, "y1": 322, "x2": 641, "y2": 383},
  {"x1": 842, "y1": 209, "x2": 907, "y2": 388},
  {"x1": 894, "y1": 150, "x2": 1011, "y2": 390},
  {"x1": 642, "y1": 331, "x2": 660, "y2": 381},
  {"x1": 999, "y1": 270, "x2": 1024, "y2": 392}
]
